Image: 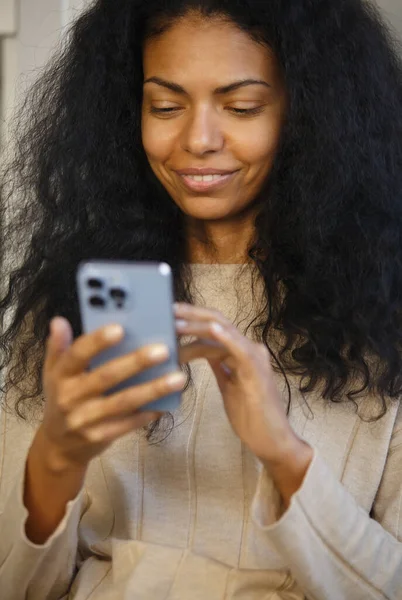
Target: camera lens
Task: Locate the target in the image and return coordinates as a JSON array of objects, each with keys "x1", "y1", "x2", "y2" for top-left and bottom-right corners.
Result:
[
  {"x1": 89, "y1": 296, "x2": 105, "y2": 308},
  {"x1": 110, "y1": 288, "x2": 126, "y2": 300},
  {"x1": 88, "y1": 278, "x2": 103, "y2": 289}
]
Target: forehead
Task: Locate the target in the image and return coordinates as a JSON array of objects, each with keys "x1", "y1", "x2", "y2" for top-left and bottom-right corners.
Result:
[{"x1": 142, "y1": 16, "x2": 279, "y2": 86}]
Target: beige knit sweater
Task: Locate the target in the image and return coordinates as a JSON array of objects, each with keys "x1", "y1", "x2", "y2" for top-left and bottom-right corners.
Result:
[{"x1": 1, "y1": 264, "x2": 402, "y2": 600}]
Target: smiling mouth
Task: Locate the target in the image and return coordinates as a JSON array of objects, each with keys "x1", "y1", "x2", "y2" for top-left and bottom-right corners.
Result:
[
  {"x1": 185, "y1": 174, "x2": 227, "y2": 182},
  {"x1": 175, "y1": 170, "x2": 238, "y2": 192}
]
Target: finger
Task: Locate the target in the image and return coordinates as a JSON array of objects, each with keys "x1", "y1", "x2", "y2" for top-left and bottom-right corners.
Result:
[
  {"x1": 174, "y1": 303, "x2": 231, "y2": 328},
  {"x1": 176, "y1": 317, "x2": 248, "y2": 364},
  {"x1": 67, "y1": 370, "x2": 186, "y2": 429},
  {"x1": 179, "y1": 340, "x2": 237, "y2": 374},
  {"x1": 84, "y1": 411, "x2": 161, "y2": 445},
  {"x1": 79, "y1": 343, "x2": 170, "y2": 399},
  {"x1": 44, "y1": 317, "x2": 74, "y2": 375},
  {"x1": 175, "y1": 305, "x2": 247, "y2": 351},
  {"x1": 208, "y1": 358, "x2": 233, "y2": 387},
  {"x1": 55, "y1": 324, "x2": 124, "y2": 378},
  {"x1": 178, "y1": 339, "x2": 230, "y2": 364}
]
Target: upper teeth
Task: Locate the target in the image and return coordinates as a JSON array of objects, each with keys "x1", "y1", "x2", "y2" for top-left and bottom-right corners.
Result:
[{"x1": 185, "y1": 174, "x2": 225, "y2": 182}]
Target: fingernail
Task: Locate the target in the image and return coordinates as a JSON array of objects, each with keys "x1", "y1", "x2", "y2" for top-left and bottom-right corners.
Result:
[
  {"x1": 166, "y1": 372, "x2": 186, "y2": 388},
  {"x1": 50, "y1": 317, "x2": 62, "y2": 334},
  {"x1": 148, "y1": 345, "x2": 169, "y2": 360},
  {"x1": 104, "y1": 325, "x2": 124, "y2": 340},
  {"x1": 50, "y1": 317, "x2": 73, "y2": 348},
  {"x1": 176, "y1": 319, "x2": 188, "y2": 329},
  {"x1": 211, "y1": 322, "x2": 224, "y2": 334},
  {"x1": 51, "y1": 316, "x2": 68, "y2": 330},
  {"x1": 174, "y1": 303, "x2": 188, "y2": 312}
]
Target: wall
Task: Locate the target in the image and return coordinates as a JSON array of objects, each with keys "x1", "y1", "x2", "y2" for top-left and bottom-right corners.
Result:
[
  {"x1": 379, "y1": 0, "x2": 402, "y2": 36},
  {"x1": 0, "y1": 0, "x2": 17, "y2": 35},
  {"x1": 0, "y1": 0, "x2": 17, "y2": 145},
  {"x1": 0, "y1": 0, "x2": 88, "y2": 145}
]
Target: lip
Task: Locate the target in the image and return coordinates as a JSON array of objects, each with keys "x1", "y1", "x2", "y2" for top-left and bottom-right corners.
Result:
[{"x1": 174, "y1": 168, "x2": 238, "y2": 193}]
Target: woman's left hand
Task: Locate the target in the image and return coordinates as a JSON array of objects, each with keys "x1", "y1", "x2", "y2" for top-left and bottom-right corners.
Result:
[{"x1": 175, "y1": 303, "x2": 314, "y2": 507}]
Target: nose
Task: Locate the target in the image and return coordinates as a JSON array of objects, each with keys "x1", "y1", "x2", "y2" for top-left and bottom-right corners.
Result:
[{"x1": 181, "y1": 106, "x2": 224, "y2": 156}]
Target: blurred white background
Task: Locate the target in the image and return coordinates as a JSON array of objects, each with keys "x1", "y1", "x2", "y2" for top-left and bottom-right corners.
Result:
[
  {"x1": 0, "y1": 0, "x2": 87, "y2": 144},
  {"x1": 1, "y1": 0, "x2": 402, "y2": 145}
]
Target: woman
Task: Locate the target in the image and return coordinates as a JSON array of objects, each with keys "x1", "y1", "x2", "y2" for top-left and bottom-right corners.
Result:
[{"x1": 1, "y1": 0, "x2": 402, "y2": 598}]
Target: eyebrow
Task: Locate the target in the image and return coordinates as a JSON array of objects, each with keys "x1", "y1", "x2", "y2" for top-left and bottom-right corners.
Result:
[{"x1": 143, "y1": 76, "x2": 271, "y2": 95}]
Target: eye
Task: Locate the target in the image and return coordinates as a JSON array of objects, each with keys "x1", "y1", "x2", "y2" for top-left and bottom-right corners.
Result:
[
  {"x1": 227, "y1": 106, "x2": 265, "y2": 116},
  {"x1": 149, "y1": 106, "x2": 182, "y2": 116}
]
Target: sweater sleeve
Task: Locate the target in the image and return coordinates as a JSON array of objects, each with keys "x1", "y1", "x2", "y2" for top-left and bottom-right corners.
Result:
[
  {"x1": 0, "y1": 409, "x2": 86, "y2": 600},
  {"x1": 251, "y1": 404, "x2": 402, "y2": 600}
]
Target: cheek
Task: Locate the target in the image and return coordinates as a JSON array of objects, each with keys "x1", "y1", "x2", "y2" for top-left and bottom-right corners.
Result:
[
  {"x1": 141, "y1": 116, "x2": 175, "y2": 165},
  {"x1": 247, "y1": 119, "x2": 283, "y2": 164}
]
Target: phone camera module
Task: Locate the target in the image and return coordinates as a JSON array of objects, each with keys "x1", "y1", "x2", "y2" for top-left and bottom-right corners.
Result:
[
  {"x1": 110, "y1": 288, "x2": 127, "y2": 310},
  {"x1": 89, "y1": 296, "x2": 105, "y2": 308},
  {"x1": 110, "y1": 288, "x2": 126, "y2": 300},
  {"x1": 88, "y1": 278, "x2": 103, "y2": 289}
]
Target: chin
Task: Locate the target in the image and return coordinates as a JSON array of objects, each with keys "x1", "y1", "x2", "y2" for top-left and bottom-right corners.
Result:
[
  {"x1": 181, "y1": 207, "x2": 234, "y2": 222},
  {"x1": 178, "y1": 196, "x2": 238, "y2": 221}
]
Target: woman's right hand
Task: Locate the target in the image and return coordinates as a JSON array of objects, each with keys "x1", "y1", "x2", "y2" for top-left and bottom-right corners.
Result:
[{"x1": 39, "y1": 316, "x2": 186, "y2": 472}]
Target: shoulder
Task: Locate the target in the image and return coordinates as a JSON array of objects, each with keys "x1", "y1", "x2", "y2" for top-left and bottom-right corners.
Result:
[{"x1": 389, "y1": 399, "x2": 402, "y2": 452}]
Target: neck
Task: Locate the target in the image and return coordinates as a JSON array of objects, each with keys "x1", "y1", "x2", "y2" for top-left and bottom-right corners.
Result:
[{"x1": 186, "y1": 213, "x2": 256, "y2": 265}]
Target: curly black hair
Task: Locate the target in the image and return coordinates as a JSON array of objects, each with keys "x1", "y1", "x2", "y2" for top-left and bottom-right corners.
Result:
[{"x1": 1, "y1": 0, "x2": 402, "y2": 422}]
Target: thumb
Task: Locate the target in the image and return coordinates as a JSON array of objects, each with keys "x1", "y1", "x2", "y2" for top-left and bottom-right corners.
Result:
[{"x1": 44, "y1": 317, "x2": 73, "y2": 372}]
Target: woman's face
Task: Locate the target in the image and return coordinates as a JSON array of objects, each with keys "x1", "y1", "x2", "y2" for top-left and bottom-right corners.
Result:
[{"x1": 142, "y1": 14, "x2": 287, "y2": 222}]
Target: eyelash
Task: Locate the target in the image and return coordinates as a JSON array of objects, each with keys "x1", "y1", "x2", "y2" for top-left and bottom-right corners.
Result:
[
  {"x1": 231, "y1": 106, "x2": 264, "y2": 116},
  {"x1": 149, "y1": 106, "x2": 264, "y2": 117},
  {"x1": 149, "y1": 107, "x2": 180, "y2": 114}
]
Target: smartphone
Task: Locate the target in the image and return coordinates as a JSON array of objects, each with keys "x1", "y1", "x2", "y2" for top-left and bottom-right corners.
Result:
[{"x1": 76, "y1": 260, "x2": 181, "y2": 413}]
